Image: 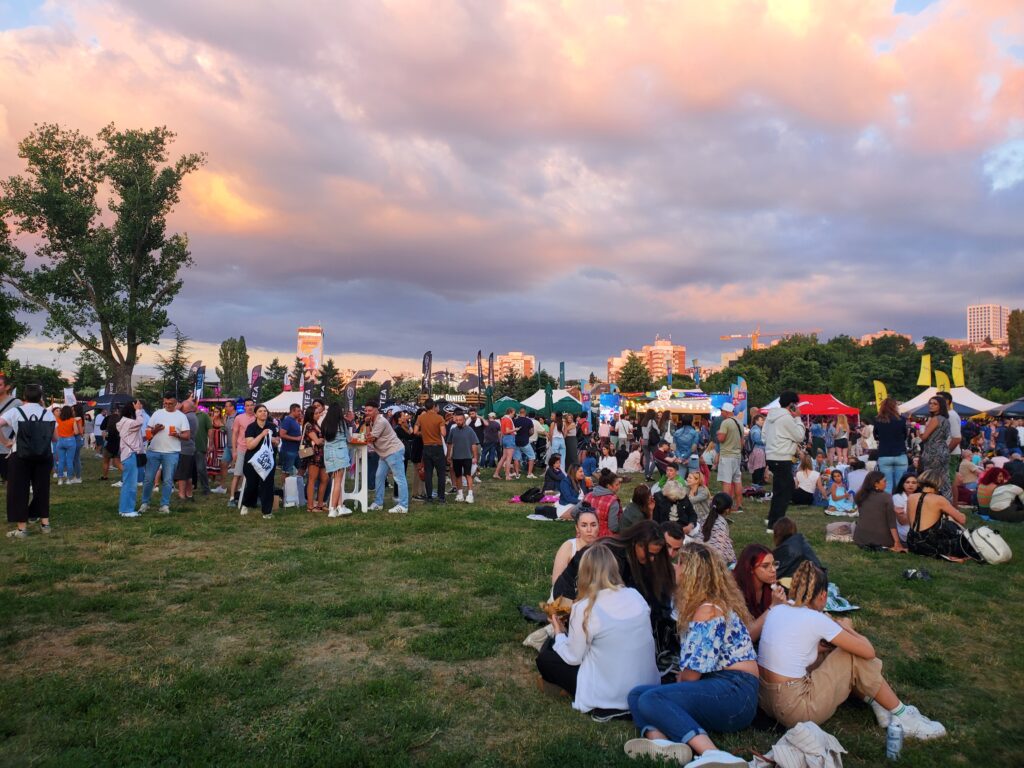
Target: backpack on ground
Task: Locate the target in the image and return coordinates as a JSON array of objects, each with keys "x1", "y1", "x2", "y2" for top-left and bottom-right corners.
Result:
[
  {"x1": 967, "y1": 526, "x2": 1012, "y2": 564},
  {"x1": 14, "y1": 408, "x2": 55, "y2": 459},
  {"x1": 519, "y1": 487, "x2": 544, "y2": 504}
]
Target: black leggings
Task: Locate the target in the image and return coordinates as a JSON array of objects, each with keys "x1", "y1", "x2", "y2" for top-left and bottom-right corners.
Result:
[
  {"x1": 536, "y1": 637, "x2": 578, "y2": 697},
  {"x1": 242, "y1": 463, "x2": 275, "y2": 515},
  {"x1": 791, "y1": 487, "x2": 815, "y2": 506},
  {"x1": 6, "y1": 453, "x2": 52, "y2": 523}
]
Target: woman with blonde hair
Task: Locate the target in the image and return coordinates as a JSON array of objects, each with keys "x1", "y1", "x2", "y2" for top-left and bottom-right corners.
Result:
[
  {"x1": 758, "y1": 561, "x2": 946, "y2": 739},
  {"x1": 834, "y1": 414, "x2": 850, "y2": 464},
  {"x1": 624, "y1": 543, "x2": 757, "y2": 767},
  {"x1": 538, "y1": 543, "x2": 660, "y2": 718}
]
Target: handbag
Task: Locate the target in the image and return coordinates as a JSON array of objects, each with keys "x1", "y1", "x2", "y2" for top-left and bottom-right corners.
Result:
[
  {"x1": 248, "y1": 435, "x2": 275, "y2": 480},
  {"x1": 966, "y1": 525, "x2": 1012, "y2": 564},
  {"x1": 298, "y1": 425, "x2": 314, "y2": 459}
]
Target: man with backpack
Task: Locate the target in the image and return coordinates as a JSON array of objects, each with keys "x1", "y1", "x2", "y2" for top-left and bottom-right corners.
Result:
[
  {"x1": 0, "y1": 383, "x2": 57, "y2": 538},
  {"x1": 0, "y1": 373, "x2": 22, "y2": 484}
]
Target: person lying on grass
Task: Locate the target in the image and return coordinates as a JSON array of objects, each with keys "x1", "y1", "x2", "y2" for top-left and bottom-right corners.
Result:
[
  {"x1": 538, "y1": 543, "x2": 661, "y2": 719},
  {"x1": 757, "y1": 561, "x2": 946, "y2": 740},
  {"x1": 852, "y1": 470, "x2": 906, "y2": 552},
  {"x1": 623, "y1": 543, "x2": 755, "y2": 768}
]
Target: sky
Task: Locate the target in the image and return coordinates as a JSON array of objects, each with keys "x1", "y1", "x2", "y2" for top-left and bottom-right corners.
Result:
[{"x1": 1, "y1": 0, "x2": 1023, "y2": 380}]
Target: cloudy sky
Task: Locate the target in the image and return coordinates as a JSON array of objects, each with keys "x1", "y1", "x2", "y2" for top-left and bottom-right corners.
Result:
[{"x1": 2, "y1": 0, "x2": 1023, "y2": 379}]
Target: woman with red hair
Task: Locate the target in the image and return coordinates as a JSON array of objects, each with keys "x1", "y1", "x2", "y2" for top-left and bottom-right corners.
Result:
[
  {"x1": 977, "y1": 466, "x2": 1010, "y2": 511},
  {"x1": 732, "y1": 544, "x2": 786, "y2": 642}
]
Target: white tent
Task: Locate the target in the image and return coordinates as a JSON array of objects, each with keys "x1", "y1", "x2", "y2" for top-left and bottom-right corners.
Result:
[
  {"x1": 521, "y1": 388, "x2": 582, "y2": 411},
  {"x1": 898, "y1": 386, "x2": 1001, "y2": 417},
  {"x1": 262, "y1": 390, "x2": 304, "y2": 413}
]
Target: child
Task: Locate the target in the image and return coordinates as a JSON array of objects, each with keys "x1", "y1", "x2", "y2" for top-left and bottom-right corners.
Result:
[{"x1": 823, "y1": 469, "x2": 857, "y2": 517}]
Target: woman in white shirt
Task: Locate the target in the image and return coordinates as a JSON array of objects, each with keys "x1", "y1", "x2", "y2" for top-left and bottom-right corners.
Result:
[
  {"x1": 758, "y1": 561, "x2": 946, "y2": 740},
  {"x1": 598, "y1": 443, "x2": 618, "y2": 474},
  {"x1": 538, "y1": 543, "x2": 660, "y2": 716},
  {"x1": 791, "y1": 454, "x2": 820, "y2": 506}
]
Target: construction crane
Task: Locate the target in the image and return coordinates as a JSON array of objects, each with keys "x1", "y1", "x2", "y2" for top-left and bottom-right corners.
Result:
[{"x1": 720, "y1": 325, "x2": 822, "y2": 351}]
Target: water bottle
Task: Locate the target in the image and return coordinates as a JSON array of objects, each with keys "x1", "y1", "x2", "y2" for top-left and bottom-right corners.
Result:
[{"x1": 886, "y1": 720, "x2": 904, "y2": 760}]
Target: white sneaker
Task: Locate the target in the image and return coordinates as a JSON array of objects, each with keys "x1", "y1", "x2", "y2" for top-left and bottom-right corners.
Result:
[
  {"x1": 327, "y1": 507, "x2": 340, "y2": 518},
  {"x1": 72, "y1": 477, "x2": 83, "y2": 484},
  {"x1": 337, "y1": 506, "x2": 353, "y2": 516},
  {"x1": 466, "y1": 491, "x2": 474, "y2": 504},
  {"x1": 367, "y1": 503, "x2": 383, "y2": 511},
  {"x1": 387, "y1": 505, "x2": 408, "y2": 514},
  {"x1": 455, "y1": 490, "x2": 464, "y2": 502},
  {"x1": 159, "y1": 505, "x2": 171, "y2": 514},
  {"x1": 57, "y1": 478, "x2": 64, "y2": 486},
  {"x1": 527, "y1": 473, "x2": 538, "y2": 479},
  {"x1": 111, "y1": 481, "x2": 123, "y2": 488},
  {"x1": 240, "y1": 506, "x2": 249, "y2": 516},
  {"x1": 624, "y1": 738, "x2": 692, "y2": 763},
  {"x1": 894, "y1": 707, "x2": 947, "y2": 740},
  {"x1": 683, "y1": 749, "x2": 747, "y2": 767},
  {"x1": 138, "y1": 504, "x2": 149, "y2": 514},
  {"x1": 211, "y1": 487, "x2": 227, "y2": 494},
  {"x1": 869, "y1": 699, "x2": 891, "y2": 727},
  {"x1": 120, "y1": 511, "x2": 140, "y2": 518}
]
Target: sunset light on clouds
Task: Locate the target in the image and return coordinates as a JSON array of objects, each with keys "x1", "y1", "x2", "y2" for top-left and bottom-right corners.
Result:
[{"x1": 1, "y1": 0, "x2": 1022, "y2": 377}]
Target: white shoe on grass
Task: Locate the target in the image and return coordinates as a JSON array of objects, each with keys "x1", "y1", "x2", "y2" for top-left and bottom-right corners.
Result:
[
  {"x1": 367, "y1": 502, "x2": 383, "y2": 511},
  {"x1": 456, "y1": 490, "x2": 464, "y2": 502},
  {"x1": 158, "y1": 505, "x2": 171, "y2": 514},
  {"x1": 894, "y1": 707, "x2": 947, "y2": 740},
  {"x1": 120, "y1": 511, "x2": 140, "y2": 518},
  {"x1": 388, "y1": 505, "x2": 408, "y2": 514},
  {"x1": 239, "y1": 506, "x2": 249, "y2": 516},
  {"x1": 336, "y1": 506, "x2": 352, "y2": 516},
  {"x1": 684, "y1": 749, "x2": 747, "y2": 767},
  {"x1": 466, "y1": 491, "x2": 474, "y2": 504},
  {"x1": 111, "y1": 481, "x2": 123, "y2": 488},
  {"x1": 138, "y1": 504, "x2": 149, "y2": 514},
  {"x1": 624, "y1": 738, "x2": 692, "y2": 763}
]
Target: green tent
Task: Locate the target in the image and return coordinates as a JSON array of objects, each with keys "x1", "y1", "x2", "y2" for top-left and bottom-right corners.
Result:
[
  {"x1": 551, "y1": 396, "x2": 583, "y2": 414},
  {"x1": 492, "y1": 396, "x2": 524, "y2": 413}
]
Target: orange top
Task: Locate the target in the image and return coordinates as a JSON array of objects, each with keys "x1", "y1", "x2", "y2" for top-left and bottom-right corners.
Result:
[{"x1": 56, "y1": 417, "x2": 78, "y2": 438}]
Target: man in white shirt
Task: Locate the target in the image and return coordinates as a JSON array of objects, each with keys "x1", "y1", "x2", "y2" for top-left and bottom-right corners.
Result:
[
  {"x1": 616, "y1": 416, "x2": 632, "y2": 449},
  {"x1": 140, "y1": 392, "x2": 191, "y2": 514},
  {"x1": 0, "y1": 373, "x2": 22, "y2": 484},
  {"x1": 0, "y1": 383, "x2": 57, "y2": 537},
  {"x1": 763, "y1": 390, "x2": 808, "y2": 532}
]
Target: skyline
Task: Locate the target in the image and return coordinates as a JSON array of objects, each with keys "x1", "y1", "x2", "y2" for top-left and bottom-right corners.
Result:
[{"x1": 2, "y1": 0, "x2": 1023, "y2": 380}]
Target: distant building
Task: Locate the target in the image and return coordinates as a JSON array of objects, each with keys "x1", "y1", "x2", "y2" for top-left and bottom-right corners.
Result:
[
  {"x1": 349, "y1": 369, "x2": 393, "y2": 386},
  {"x1": 859, "y1": 329, "x2": 912, "y2": 345},
  {"x1": 608, "y1": 336, "x2": 686, "y2": 384},
  {"x1": 967, "y1": 304, "x2": 1009, "y2": 344},
  {"x1": 496, "y1": 351, "x2": 535, "y2": 379}
]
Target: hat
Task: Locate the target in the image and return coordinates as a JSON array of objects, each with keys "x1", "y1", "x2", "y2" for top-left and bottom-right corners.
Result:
[
  {"x1": 488, "y1": 412, "x2": 496, "y2": 418},
  {"x1": 721, "y1": 402, "x2": 735, "y2": 413}
]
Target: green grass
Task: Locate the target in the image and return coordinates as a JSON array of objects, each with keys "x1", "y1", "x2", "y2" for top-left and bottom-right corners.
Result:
[{"x1": 2, "y1": 457, "x2": 1024, "y2": 767}]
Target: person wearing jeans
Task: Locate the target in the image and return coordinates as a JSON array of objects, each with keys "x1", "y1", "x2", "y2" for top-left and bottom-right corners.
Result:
[
  {"x1": 55, "y1": 435, "x2": 77, "y2": 482},
  {"x1": 763, "y1": 391, "x2": 807, "y2": 532},
  {"x1": 873, "y1": 398, "x2": 909, "y2": 493},
  {"x1": 116, "y1": 400, "x2": 146, "y2": 517},
  {"x1": 364, "y1": 403, "x2": 410, "y2": 513},
  {"x1": 414, "y1": 399, "x2": 447, "y2": 503},
  {"x1": 140, "y1": 394, "x2": 191, "y2": 514}
]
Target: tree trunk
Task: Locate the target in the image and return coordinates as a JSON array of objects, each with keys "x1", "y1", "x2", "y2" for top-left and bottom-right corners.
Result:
[{"x1": 111, "y1": 362, "x2": 134, "y2": 395}]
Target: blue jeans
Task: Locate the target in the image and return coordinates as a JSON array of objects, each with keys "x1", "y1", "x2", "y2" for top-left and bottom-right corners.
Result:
[
  {"x1": 374, "y1": 448, "x2": 409, "y2": 508},
  {"x1": 119, "y1": 454, "x2": 138, "y2": 513},
  {"x1": 481, "y1": 442, "x2": 498, "y2": 467},
  {"x1": 55, "y1": 437, "x2": 77, "y2": 479},
  {"x1": 629, "y1": 670, "x2": 759, "y2": 744},
  {"x1": 73, "y1": 435, "x2": 84, "y2": 478},
  {"x1": 279, "y1": 450, "x2": 298, "y2": 476},
  {"x1": 548, "y1": 436, "x2": 565, "y2": 465},
  {"x1": 877, "y1": 455, "x2": 908, "y2": 494},
  {"x1": 143, "y1": 450, "x2": 180, "y2": 508}
]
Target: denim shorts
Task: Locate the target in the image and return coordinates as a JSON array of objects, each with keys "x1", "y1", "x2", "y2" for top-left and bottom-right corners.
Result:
[
  {"x1": 501, "y1": 435, "x2": 516, "y2": 449},
  {"x1": 514, "y1": 443, "x2": 536, "y2": 461}
]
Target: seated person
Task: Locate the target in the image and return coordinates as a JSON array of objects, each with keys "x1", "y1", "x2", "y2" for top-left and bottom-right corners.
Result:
[
  {"x1": 688, "y1": 492, "x2": 736, "y2": 566},
  {"x1": 656, "y1": 477, "x2": 697, "y2": 532},
  {"x1": 812, "y1": 451, "x2": 829, "y2": 474},
  {"x1": 891, "y1": 472, "x2": 919, "y2": 543},
  {"x1": 624, "y1": 543, "x2": 756, "y2": 767},
  {"x1": 733, "y1": 543, "x2": 787, "y2": 642},
  {"x1": 846, "y1": 459, "x2": 868, "y2": 496},
  {"x1": 654, "y1": 463, "x2": 680, "y2": 489},
  {"x1": 1006, "y1": 451, "x2": 1024, "y2": 485},
  {"x1": 957, "y1": 450, "x2": 982, "y2": 491},
  {"x1": 598, "y1": 444, "x2": 618, "y2": 474},
  {"x1": 579, "y1": 448, "x2": 598, "y2": 478},
  {"x1": 652, "y1": 440, "x2": 681, "y2": 477},
  {"x1": 852, "y1": 470, "x2": 905, "y2": 552},
  {"x1": 772, "y1": 517, "x2": 824, "y2": 579},
  {"x1": 538, "y1": 544, "x2": 661, "y2": 715},
  {"x1": 660, "y1": 521, "x2": 685, "y2": 573},
  {"x1": 586, "y1": 469, "x2": 623, "y2": 537},
  {"x1": 904, "y1": 469, "x2": 971, "y2": 562},
  {"x1": 622, "y1": 444, "x2": 644, "y2": 473},
  {"x1": 621, "y1": 483, "x2": 655, "y2": 531},
  {"x1": 556, "y1": 463, "x2": 585, "y2": 520},
  {"x1": 792, "y1": 454, "x2": 820, "y2": 506},
  {"x1": 758, "y1": 561, "x2": 946, "y2": 739},
  {"x1": 977, "y1": 466, "x2": 1010, "y2": 511},
  {"x1": 551, "y1": 509, "x2": 600, "y2": 588},
  {"x1": 543, "y1": 454, "x2": 564, "y2": 492},
  {"x1": 822, "y1": 469, "x2": 856, "y2": 516},
  {"x1": 989, "y1": 481, "x2": 1024, "y2": 523},
  {"x1": 615, "y1": 442, "x2": 629, "y2": 470},
  {"x1": 683, "y1": 469, "x2": 711, "y2": 521}
]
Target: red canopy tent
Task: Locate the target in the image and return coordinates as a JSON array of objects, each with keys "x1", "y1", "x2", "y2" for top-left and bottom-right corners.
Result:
[{"x1": 760, "y1": 393, "x2": 860, "y2": 416}]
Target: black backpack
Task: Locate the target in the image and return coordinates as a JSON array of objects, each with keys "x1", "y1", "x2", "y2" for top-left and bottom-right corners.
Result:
[
  {"x1": 15, "y1": 407, "x2": 55, "y2": 459},
  {"x1": 519, "y1": 487, "x2": 544, "y2": 503}
]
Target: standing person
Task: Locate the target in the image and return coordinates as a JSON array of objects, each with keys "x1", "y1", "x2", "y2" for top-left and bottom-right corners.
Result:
[
  {"x1": 301, "y1": 404, "x2": 327, "y2": 511},
  {"x1": 321, "y1": 403, "x2": 353, "y2": 518},
  {"x1": 446, "y1": 412, "x2": 480, "y2": 504},
  {"x1": 0, "y1": 374, "x2": 22, "y2": 485},
  {"x1": 101, "y1": 407, "x2": 122, "y2": 481},
  {"x1": 174, "y1": 398, "x2": 200, "y2": 503},
  {"x1": 115, "y1": 400, "x2": 145, "y2": 518},
  {"x1": 616, "y1": 412, "x2": 633, "y2": 452},
  {"x1": 494, "y1": 408, "x2": 518, "y2": 480},
  {"x1": 92, "y1": 408, "x2": 106, "y2": 457},
  {"x1": 228, "y1": 399, "x2": 256, "y2": 507},
  {"x1": 208, "y1": 409, "x2": 228, "y2": 493},
  {"x1": 641, "y1": 409, "x2": 660, "y2": 481},
  {"x1": 71, "y1": 404, "x2": 86, "y2": 484},
  {"x1": 763, "y1": 391, "x2": 806, "y2": 533},
  {"x1": 413, "y1": 399, "x2": 447, "y2": 503},
  {"x1": 874, "y1": 398, "x2": 909, "y2": 493},
  {"x1": 747, "y1": 413, "x2": 767, "y2": 486},
  {"x1": 834, "y1": 415, "x2": 851, "y2": 464},
  {"x1": 364, "y1": 403, "x2": 409, "y2": 514},
  {"x1": 919, "y1": 395, "x2": 953, "y2": 503},
  {"x1": 1, "y1": 384, "x2": 57, "y2": 538},
  {"x1": 54, "y1": 405, "x2": 80, "y2": 485},
  {"x1": 140, "y1": 393, "x2": 191, "y2": 514},
  {"x1": 191, "y1": 402, "x2": 213, "y2": 495},
  {"x1": 672, "y1": 414, "x2": 699, "y2": 474},
  {"x1": 938, "y1": 391, "x2": 962, "y2": 498},
  {"x1": 481, "y1": 412, "x2": 500, "y2": 469},
  {"x1": 563, "y1": 413, "x2": 579, "y2": 468},
  {"x1": 513, "y1": 407, "x2": 538, "y2": 479},
  {"x1": 548, "y1": 413, "x2": 566, "y2": 468},
  {"x1": 277, "y1": 403, "x2": 303, "y2": 477},
  {"x1": 715, "y1": 403, "x2": 743, "y2": 511},
  {"x1": 240, "y1": 404, "x2": 280, "y2": 519}
]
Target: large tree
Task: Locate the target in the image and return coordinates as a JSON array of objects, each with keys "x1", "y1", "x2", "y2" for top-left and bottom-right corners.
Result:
[
  {"x1": 155, "y1": 327, "x2": 192, "y2": 399},
  {"x1": 73, "y1": 349, "x2": 109, "y2": 393},
  {"x1": 216, "y1": 336, "x2": 249, "y2": 396},
  {"x1": 319, "y1": 358, "x2": 343, "y2": 400},
  {"x1": 0, "y1": 123, "x2": 205, "y2": 394},
  {"x1": 1008, "y1": 309, "x2": 1024, "y2": 358},
  {"x1": 615, "y1": 352, "x2": 653, "y2": 392},
  {"x1": 260, "y1": 357, "x2": 289, "y2": 401},
  {"x1": 0, "y1": 276, "x2": 28, "y2": 364}
]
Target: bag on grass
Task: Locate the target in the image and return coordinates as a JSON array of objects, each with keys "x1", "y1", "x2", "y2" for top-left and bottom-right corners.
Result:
[
  {"x1": 248, "y1": 436, "x2": 275, "y2": 480},
  {"x1": 283, "y1": 475, "x2": 301, "y2": 507},
  {"x1": 967, "y1": 526, "x2": 1012, "y2": 564},
  {"x1": 519, "y1": 487, "x2": 544, "y2": 504}
]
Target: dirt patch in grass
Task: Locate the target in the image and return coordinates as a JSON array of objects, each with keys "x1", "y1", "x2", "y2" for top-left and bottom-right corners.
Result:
[{"x1": 0, "y1": 624, "x2": 128, "y2": 673}]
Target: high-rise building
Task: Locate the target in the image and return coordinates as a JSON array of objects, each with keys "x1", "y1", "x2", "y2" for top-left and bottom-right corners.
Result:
[
  {"x1": 496, "y1": 351, "x2": 535, "y2": 379},
  {"x1": 858, "y1": 329, "x2": 912, "y2": 345},
  {"x1": 966, "y1": 304, "x2": 1009, "y2": 344},
  {"x1": 607, "y1": 336, "x2": 686, "y2": 385}
]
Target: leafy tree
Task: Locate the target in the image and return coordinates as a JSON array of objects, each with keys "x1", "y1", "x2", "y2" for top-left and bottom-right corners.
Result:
[
  {"x1": 391, "y1": 379, "x2": 422, "y2": 403},
  {"x1": 920, "y1": 336, "x2": 953, "y2": 377},
  {"x1": 0, "y1": 358, "x2": 68, "y2": 401},
  {"x1": 260, "y1": 357, "x2": 288, "y2": 401},
  {"x1": 289, "y1": 357, "x2": 306, "y2": 392},
  {"x1": 0, "y1": 123, "x2": 205, "y2": 394},
  {"x1": 319, "y1": 358, "x2": 343, "y2": 400},
  {"x1": 73, "y1": 349, "x2": 109, "y2": 392},
  {"x1": 354, "y1": 382, "x2": 381, "y2": 408},
  {"x1": 494, "y1": 371, "x2": 520, "y2": 400},
  {"x1": 1008, "y1": 309, "x2": 1024, "y2": 357},
  {"x1": 155, "y1": 327, "x2": 192, "y2": 399},
  {"x1": 615, "y1": 353, "x2": 653, "y2": 393},
  {"x1": 0, "y1": 279, "x2": 28, "y2": 364},
  {"x1": 216, "y1": 336, "x2": 249, "y2": 396}
]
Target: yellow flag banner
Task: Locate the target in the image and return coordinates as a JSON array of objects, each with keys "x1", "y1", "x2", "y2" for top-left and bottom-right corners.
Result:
[
  {"x1": 952, "y1": 354, "x2": 965, "y2": 388},
  {"x1": 873, "y1": 380, "x2": 888, "y2": 405},
  {"x1": 935, "y1": 370, "x2": 951, "y2": 392},
  {"x1": 917, "y1": 354, "x2": 932, "y2": 387}
]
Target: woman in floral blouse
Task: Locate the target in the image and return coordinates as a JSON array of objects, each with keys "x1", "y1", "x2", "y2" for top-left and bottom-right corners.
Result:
[{"x1": 623, "y1": 543, "x2": 757, "y2": 767}]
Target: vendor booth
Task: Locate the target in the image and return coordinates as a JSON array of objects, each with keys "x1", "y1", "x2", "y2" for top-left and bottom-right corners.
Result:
[
  {"x1": 521, "y1": 388, "x2": 582, "y2": 413},
  {"x1": 760, "y1": 393, "x2": 860, "y2": 417},
  {"x1": 898, "y1": 387, "x2": 1001, "y2": 417},
  {"x1": 991, "y1": 397, "x2": 1024, "y2": 418},
  {"x1": 622, "y1": 388, "x2": 713, "y2": 415},
  {"x1": 262, "y1": 390, "x2": 304, "y2": 414}
]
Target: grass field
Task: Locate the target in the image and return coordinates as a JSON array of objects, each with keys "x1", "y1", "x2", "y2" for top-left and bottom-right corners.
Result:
[{"x1": 2, "y1": 455, "x2": 1023, "y2": 768}]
